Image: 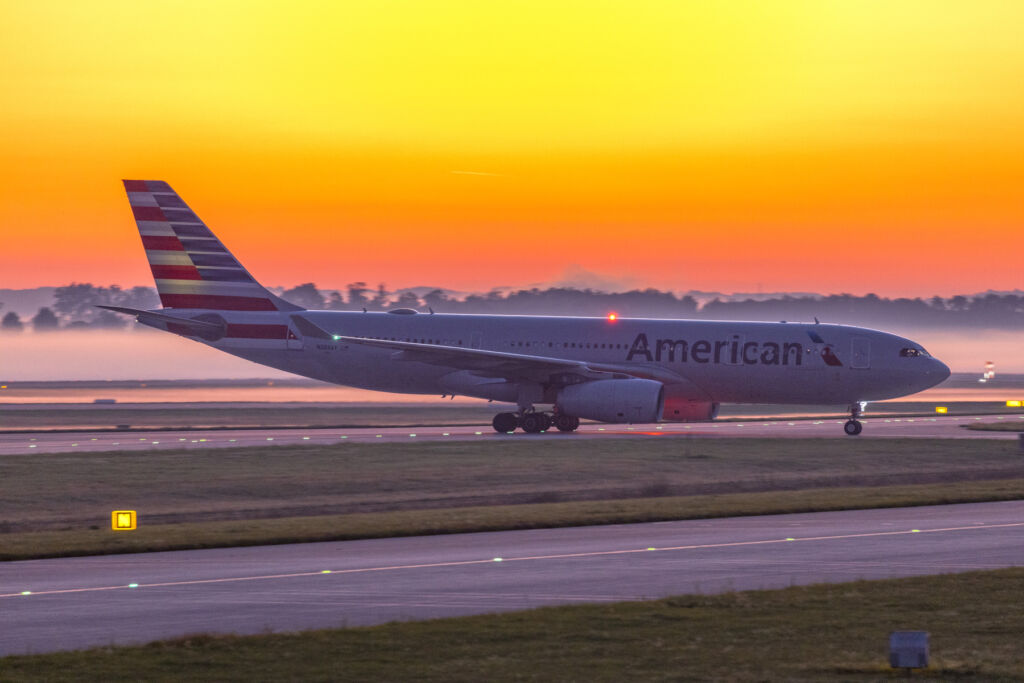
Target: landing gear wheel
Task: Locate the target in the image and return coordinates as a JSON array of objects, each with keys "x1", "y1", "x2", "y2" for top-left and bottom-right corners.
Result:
[
  {"x1": 554, "y1": 414, "x2": 580, "y2": 432},
  {"x1": 492, "y1": 412, "x2": 519, "y2": 434},
  {"x1": 520, "y1": 412, "x2": 545, "y2": 434},
  {"x1": 844, "y1": 419, "x2": 862, "y2": 436},
  {"x1": 536, "y1": 413, "x2": 552, "y2": 432}
]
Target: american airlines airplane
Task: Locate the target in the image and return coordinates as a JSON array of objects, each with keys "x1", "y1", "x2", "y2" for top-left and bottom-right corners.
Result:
[{"x1": 103, "y1": 180, "x2": 950, "y2": 436}]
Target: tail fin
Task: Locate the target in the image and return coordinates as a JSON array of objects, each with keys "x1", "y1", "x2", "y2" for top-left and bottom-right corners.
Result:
[{"x1": 122, "y1": 180, "x2": 300, "y2": 312}]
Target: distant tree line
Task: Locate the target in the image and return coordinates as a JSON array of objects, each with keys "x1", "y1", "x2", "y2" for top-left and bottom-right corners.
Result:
[
  {"x1": 0, "y1": 284, "x2": 158, "y2": 332},
  {"x1": 2, "y1": 282, "x2": 1023, "y2": 331}
]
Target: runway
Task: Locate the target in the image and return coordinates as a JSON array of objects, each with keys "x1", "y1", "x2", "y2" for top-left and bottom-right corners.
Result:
[
  {"x1": 2, "y1": 413, "x2": 1021, "y2": 454},
  {"x1": 2, "y1": 500, "x2": 1024, "y2": 656}
]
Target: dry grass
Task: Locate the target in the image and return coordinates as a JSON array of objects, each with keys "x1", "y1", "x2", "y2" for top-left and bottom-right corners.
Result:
[{"x1": 1, "y1": 438, "x2": 1022, "y2": 560}]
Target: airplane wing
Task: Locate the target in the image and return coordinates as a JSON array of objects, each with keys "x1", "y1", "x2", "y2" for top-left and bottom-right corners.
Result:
[{"x1": 329, "y1": 334, "x2": 686, "y2": 385}]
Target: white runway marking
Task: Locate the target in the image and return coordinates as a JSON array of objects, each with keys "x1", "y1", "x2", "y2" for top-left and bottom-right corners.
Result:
[
  {"x1": 6, "y1": 520, "x2": 1022, "y2": 600},
  {"x1": 1, "y1": 413, "x2": 1022, "y2": 454}
]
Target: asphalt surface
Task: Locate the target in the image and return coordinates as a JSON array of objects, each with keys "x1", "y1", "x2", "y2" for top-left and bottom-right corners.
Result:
[
  {"x1": 1, "y1": 413, "x2": 1021, "y2": 454},
  {"x1": 2, "y1": 500, "x2": 1024, "y2": 656}
]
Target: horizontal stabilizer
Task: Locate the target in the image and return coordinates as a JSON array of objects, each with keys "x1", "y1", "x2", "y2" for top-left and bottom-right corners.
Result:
[{"x1": 97, "y1": 305, "x2": 226, "y2": 340}]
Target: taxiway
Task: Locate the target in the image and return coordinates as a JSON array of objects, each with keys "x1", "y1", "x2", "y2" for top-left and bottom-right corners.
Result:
[
  {"x1": 1, "y1": 413, "x2": 1021, "y2": 455},
  {"x1": 2, "y1": 500, "x2": 1023, "y2": 656}
]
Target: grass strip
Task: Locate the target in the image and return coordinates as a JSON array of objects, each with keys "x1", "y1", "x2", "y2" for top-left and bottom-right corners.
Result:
[
  {"x1": 3, "y1": 568, "x2": 1023, "y2": 681},
  {"x1": 5, "y1": 438, "x2": 1022, "y2": 533},
  {"x1": 4, "y1": 478, "x2": 1024, "y2": 561}
]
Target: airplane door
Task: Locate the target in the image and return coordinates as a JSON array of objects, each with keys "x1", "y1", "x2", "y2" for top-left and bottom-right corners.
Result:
[
  {"x1": 287, "y1": 327, "x2": 303, "y2": 351},
  {"x1": 470, "y1": 332, "x2": 483, "y2": 349},
  {"x1": 851, "y1": 337, "x2": 870, "y2": 369}
]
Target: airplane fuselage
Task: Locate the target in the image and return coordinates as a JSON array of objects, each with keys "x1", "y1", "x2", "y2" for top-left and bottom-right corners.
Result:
[{"x1": 175, "y1": 309, "x2": 948, "y2": 408}]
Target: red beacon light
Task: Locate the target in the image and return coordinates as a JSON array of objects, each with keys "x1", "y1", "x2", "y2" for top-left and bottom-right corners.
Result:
[{"x1": 607, "y1": 312, "x2": 618, "y2": 322}]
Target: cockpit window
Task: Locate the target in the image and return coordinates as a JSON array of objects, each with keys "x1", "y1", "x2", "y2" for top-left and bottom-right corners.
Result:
[{"x1": 899, "y1": 347, "x2": 930, "y2": 358}]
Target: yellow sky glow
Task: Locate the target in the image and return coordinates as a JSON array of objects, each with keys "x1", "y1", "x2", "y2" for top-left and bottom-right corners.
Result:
[{"x1": 2, "y1": 1, "x2": 1023, "y2": 295}]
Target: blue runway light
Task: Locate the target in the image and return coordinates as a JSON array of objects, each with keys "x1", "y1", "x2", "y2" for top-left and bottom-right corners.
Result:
[{"x1": 128, "y1": 583, "x2": 138, "y2": 588}]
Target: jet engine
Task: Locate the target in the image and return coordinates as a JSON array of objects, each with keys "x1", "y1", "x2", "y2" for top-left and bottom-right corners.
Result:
[{"x1": 556, "y1": 379, "x2": 664, "y2": 423}]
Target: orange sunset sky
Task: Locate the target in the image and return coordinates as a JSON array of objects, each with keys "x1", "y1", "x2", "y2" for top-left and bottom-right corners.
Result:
[{"x1": 2, "y1": 1, "x2": 1023, "y2": 297}]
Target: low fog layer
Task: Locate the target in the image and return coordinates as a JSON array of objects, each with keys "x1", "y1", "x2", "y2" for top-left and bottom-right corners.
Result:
[{"x1": 1, "y1": 326, "x2": 1018, "y2": 381}]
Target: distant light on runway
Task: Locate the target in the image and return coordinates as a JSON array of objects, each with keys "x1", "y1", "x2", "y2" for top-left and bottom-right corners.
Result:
[
  {"x1": 1008, "y1": 400, "x2": 1022, "y2": 407},
  {"x1": 935, "y1": 406, "x2": 948, "y2": 413}
]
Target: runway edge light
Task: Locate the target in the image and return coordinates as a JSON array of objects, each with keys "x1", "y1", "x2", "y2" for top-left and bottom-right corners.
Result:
[{"x1": 112, "y1": 510, "x2": 136, "y2": 531}]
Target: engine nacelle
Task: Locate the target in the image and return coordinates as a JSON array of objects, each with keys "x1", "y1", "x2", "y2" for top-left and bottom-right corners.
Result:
[
  {"x1": 661, "y1": 387, "x2": 719, "y2": 422},
  {"x1": 557, "y1": 379, "x2": 664, "y2": 424}
]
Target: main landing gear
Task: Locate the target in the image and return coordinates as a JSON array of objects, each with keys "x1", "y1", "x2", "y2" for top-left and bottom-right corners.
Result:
[
  {"x1": 844, "y1": 402, "x2": 864, "y2": 436},
  {"x1": 491, "y1": 411, "x2": 580, "y2": 434}
]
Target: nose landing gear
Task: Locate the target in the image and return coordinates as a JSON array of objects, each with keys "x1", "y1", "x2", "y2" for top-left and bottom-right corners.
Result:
[{"x1": 844, "y1": 402, "x2": 865, "y2": 436}]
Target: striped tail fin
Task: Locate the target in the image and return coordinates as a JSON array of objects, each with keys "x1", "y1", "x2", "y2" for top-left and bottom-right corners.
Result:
[{"x1": 122, "y1": 180, "x2": 300, "y2": 312}]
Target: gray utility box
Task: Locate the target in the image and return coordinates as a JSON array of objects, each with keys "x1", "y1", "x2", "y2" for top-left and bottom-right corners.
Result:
[{"x1": 889, "y1": 631, "x2": 929, "y2": 669}]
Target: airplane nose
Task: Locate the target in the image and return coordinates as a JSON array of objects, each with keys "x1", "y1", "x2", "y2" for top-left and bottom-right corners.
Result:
[{"x1": 929, "y1": 358, "x2": 951, "y2": 384}]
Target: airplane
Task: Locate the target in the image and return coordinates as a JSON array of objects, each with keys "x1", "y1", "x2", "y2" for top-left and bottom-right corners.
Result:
[{"x1": 102, "y1": 179, "x2": 951, "y2": 436}]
